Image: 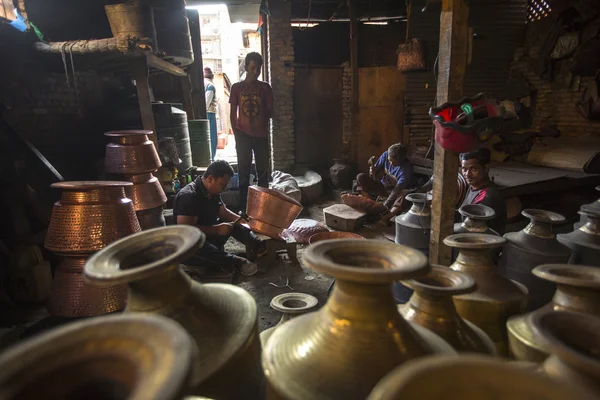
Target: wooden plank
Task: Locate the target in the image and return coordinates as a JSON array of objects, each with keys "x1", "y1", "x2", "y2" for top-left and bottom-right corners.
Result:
[
  {"x1": 180, "y1": 75, "x2": 195, "y2": 119},
  {"x1": 133, "y1": 57, "x2": 158, "y2": 148},
  {"x1": 429, "y1": 0, "x2": 469, "y2": 266},
  {"x1": 187, "y1": 9, "x2": 207, "y2": 120},
  {"x1": 145, "y1": 53, "x2": 187, "y2": 76}
]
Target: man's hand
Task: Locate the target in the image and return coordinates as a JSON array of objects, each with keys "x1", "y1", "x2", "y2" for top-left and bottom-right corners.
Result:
[{"x1": 215, "y1": 223, "x2": 234, "y2": 236}]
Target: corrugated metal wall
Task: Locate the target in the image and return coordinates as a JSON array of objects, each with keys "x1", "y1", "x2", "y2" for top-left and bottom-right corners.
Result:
[{"x1": 404, "y1": 0, "x2": 528, "y2": 148}]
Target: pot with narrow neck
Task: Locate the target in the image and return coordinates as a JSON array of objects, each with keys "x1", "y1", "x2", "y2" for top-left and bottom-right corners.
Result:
[
  {"x1": 574, "y1": 185, "x2": 600, "y2": 229},
  {"x1": 531, "y1": 310, "x2": 600, "y2": 398},
  {"x1": 84, "y1": 225, "x2": 263, "y2": 400},
  {"x1": 444, "y1": 233, "x2": 528, "y2": 356},
  {"x1": 498, "y1": 209, "x2": 571, "y2": 311},
  {"x1": 454, "y1": 204, "x2": 498, "y2": 235},
  {"x1": 400, "y1": 265, "x2": 496, "y2": 355},
  {"x1": 259, "y1": 292, "x2": 319, "y2": 345},
  {"x1": 558, "y1": 205, "x2": 600, "y2": 266},
  {"x1": 394, "y1": 193, "x2": 432, "y2": 252},
  {"x1": 507, "y1": 263, "x2": 600, "y2": 362},
  {"x1": 262, "y1": 239, "x2": 455, "y2": 400}
]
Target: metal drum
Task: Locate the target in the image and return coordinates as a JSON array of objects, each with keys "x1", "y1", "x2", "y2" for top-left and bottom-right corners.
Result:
[
  {"x1": 189, "y1": 119, "x2": 212, "y2": 167},
  {"x1": 147, "y1": 0, "x2": 193, "y2": 66},
  {"x1": 153, "y1": 103, "x2": 193, "y2": 172}
]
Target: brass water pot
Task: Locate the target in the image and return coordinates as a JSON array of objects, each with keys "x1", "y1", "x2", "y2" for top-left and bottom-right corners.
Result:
[
  {"x1": 260, "y1": 292, "x2": 319, "y2": 345},
  {"x1": 394, "y1": 193, "x2": 432, "y2": 251},
  {"x1": 400, "y1": 265, "x2": 496, "y2": 355},
  {"x1": 508, "y1": 263, "x2": 600, "y2": 362},
  {"x1": 84, "y1": 226, "x2": 263, "y2": 400},
  {"x1": 498, "y1": 209, "x2": 571, "y2": 310},
  {"x1": 0, "y1": 313, "x2": 196, "y2": 400},
  {"x1": 105, "y1": 130, "x2": 162, "y2": 175},
  {"x1": 367, "y1": 355, "x2": 596, "y2": 400},
  {"x1": 262, "y1": 239, "x2": 455, "y2": 400},
  {"x1": 453, "y1": 204, "x2": 498, "y2": 235},
  {"x1": 444, "y1": 233, "x2": 528, "y2": 356},
  {"x1": 558, "y1": 205, "x2": 600, "y2": 266},
  {"x1": 531, "y1": 310, "x2": 600, "y2": 398}
]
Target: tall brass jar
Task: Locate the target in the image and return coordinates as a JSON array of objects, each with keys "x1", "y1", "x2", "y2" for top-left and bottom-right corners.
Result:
[
  {"x1": 497, "y1": 209, "x2": 571, "y2": 310},
  {"x1": 0, "y1": 313, "x2": 196, "y2": 400},
  {"x1": 444, "y1": 233, "x2": 528, "y2": 356},
  {"x1": 507, "y1": 264, "x2": 600, "y2": 362},
  {"x1": 399, "y1": 265, "x2": 496, "y2": 355},
  {"x1": 558, "y1": 205, "x2": 600, "y2": 266},
  {"x1": 84, "y1": 225, "x2": 263, "y2": 400},
  {"x1": 531, "y1": 310, "x2": 600, "y2": 398},
  {"x1": 262, "y1": 239, "x2": 455, "y2": 400},
  {"x1": 45, "y1": 181, "x2": 140, "y2": 317}
]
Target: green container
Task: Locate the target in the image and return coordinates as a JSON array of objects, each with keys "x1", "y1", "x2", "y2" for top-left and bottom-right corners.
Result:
[{"x1": 188, "y1": 119, "x2": 212, "y2": 167}]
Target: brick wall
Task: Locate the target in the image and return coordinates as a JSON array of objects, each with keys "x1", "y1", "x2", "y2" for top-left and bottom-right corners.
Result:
[
  {"x1": 341, "y1": 62, "x2": 353, "y2": 159},
  {"x1": 267, "y1": 0, "x2": 295, "y2": 172}
]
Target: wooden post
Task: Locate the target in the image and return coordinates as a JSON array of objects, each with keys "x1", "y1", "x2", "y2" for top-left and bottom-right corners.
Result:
[
  {"x1": 187, "y1": 9, "x2": 207, "y2": 120},
  {"x1": 429, "y1": 0, "x2": 469, "y2": 265},
  {"x1": 180, "y1": 75, "x2": 195, "y2": 119},
  {"x1": 133, "y1": 57, "x2": 158, "y2": 148}
]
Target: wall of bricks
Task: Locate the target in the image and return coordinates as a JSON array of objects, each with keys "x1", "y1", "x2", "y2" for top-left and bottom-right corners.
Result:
[
  {"x1": 267, "y1": 0, "x2": 295, "y2": 172},
  {"x1": 341, "y1": 62, "x2": 353, "y2": 159}
]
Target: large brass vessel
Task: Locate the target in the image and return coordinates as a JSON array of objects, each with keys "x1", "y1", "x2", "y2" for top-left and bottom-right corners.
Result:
[
  {"x1": 84, "y1": 225, "x2": 263, "y2": 400},
  {"x1": 400, "y1": 265, "x2": 496, "y2": 355},
  {"x1": 262, "y1": 239, "x2": 455, "y2": 400},
  {"x1": 507, "y1": 263, "x2": 600, "y2": 362},
  {"x1": 558, "y1": 205, "x2": 600, "y2": 266},
  {"x1": 444, "y1": 233, "x2": 528, "y2": 356},
  {"x1": 531, "y1": 310, "x2": 600, "y2": 398},
  {"x1": 0, "y1": 314, "x2": 196, "y2": 400},
  {"x1": 498, "y1": 209, "x2": 571, "y2": 310},
  {"x1": 367, "y1": 355, "x2": 596, "y2": 400}
]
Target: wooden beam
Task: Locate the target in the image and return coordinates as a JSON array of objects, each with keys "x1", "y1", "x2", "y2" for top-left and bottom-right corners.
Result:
[
  {"x1": 429, "y1": 0, "x2": 469, "y2": 265},
  {"x1": 145, "y1": 53, "x2": 187, "y2": 76},
  {"x1": 187, "y1": 9, "x2": 207, "y2": 120},
  {"x1": 133, "y1": 57, "x2": 158, "y2": 148}
]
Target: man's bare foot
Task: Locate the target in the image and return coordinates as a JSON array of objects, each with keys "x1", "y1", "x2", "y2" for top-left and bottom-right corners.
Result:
[{"x1": 359, "y1": 191, "x2": 370, "y2": 198}]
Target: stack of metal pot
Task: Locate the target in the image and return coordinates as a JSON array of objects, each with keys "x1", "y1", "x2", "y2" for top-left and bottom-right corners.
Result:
[{"x1": 105, "y1": 130, "x2": 167, "y2": 230}]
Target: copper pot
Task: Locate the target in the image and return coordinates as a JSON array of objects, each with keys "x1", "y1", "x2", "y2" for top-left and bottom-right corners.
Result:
[
  {"x1": 45, "y1": 181, "x2": 141, "y2": 255},
  {"x1": 558, "y1": 205, "x2": 600, "y2": 266},
  {"x1": 0, "y1": 314, "x2": 196, "y2": 400},
  {"x1": 453, "y1": 204, "x2": 498, "y2": 235},
  {"x1": 532, "y1": 310, "x2": 600, "y2": 397},
  {"x1": 105, "y1": 130, "x2": 162, "y2": 175},
  {"x1": 444, "y1": 233, "x2": 528, "y2": 356},
  {"x1": 399, "y1": 265, "x2": 496, "y2": 355},
  {"x1": 507, "y1": 264, "x2": 600, "y2": 362},
  {"x1": 262, "y1": 239, "x2": 455, "y2": 400},
  {"x1": 246, "y1": 186, "x2": 303, "y2": 231},
  {"x1": 394, "y1": 193, "x2": 432, "y2": 252},
  {"x1": 259, "y1": 292, "x2": 319, "y2": 345},
  {"x1": 308, "y1": 231, "x2": 365, "y2": 244},
  {"x1": 498, "y1": 209, "x2": 571, "y2": 310},
  {"x1": 367, "y1": 355, "x2": 596, "y2": 400},
  {"x1": 84, "y1": 226, "x2": 263, "y2": 400},
  {"x1": 47, "y1": 256, "x2": 128, "y2": 318},
  {"x1": 127, "y1": 173, "x2": 168, "y2": 211}
]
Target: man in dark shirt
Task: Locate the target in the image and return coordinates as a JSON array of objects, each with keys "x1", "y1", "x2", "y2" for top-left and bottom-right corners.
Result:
[
  {"x1": 355, "y1": 143, "x2": 416, "y2": 223},
  {"x1": 459, "y1": 148, "x2": 507, "y2": 235},
  {"x1": 173, "y1": 160, "x2": 262, "y2": 276}
]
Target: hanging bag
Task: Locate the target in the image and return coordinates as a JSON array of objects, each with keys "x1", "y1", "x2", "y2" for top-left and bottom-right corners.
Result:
[{"x1": 397, "y1": 38, "x2": 426, "y2": 72}]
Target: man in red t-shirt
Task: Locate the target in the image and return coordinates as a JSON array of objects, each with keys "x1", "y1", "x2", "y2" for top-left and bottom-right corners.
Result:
[{"x1": 229, "y1": 52, "x2": 274, "y2": 211}]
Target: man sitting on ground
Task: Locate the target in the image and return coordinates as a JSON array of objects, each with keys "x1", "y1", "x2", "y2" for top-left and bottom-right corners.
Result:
[
  {"x1": 355, "y1": 143, "x2": 415, "y2": 224},
  {"x1": 173, "y1": 160, "x2": 263, "y2": 276}
]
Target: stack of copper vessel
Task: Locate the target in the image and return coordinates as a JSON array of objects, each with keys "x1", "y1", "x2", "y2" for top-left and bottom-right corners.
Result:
[
  {"x1": 44, "y1": 181, "x2": 141, "y2": 317},
  {"x1": 104, "y1": 130, "x2": 167, "y2": 230}
]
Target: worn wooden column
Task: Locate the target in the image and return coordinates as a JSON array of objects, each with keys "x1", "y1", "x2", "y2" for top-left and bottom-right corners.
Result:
[
  {"x1": 187, "y1": 9, "x2": 207, "y2": 120},
  {"x1": 133, "y1": 57, "x2": 158, "y2": 148},
  {"x1": 429, "y1": 0, "x2": 469, "y2": 265}
]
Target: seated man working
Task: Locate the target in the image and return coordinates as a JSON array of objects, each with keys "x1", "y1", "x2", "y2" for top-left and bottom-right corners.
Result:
[
  {"x1": 355, "y1": 143, "x2": 415, "y2": 223},
  {"x1": 174, "y1": 160, "x2": 262, "y2": 276},
  {"x1": 459, "y1": 148, "x2": 507, "y2": 235}
]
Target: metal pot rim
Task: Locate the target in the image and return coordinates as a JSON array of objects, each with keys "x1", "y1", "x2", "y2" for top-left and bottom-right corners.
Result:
[
  {"x1": 532, "y1": 264, "x2": 600, "y2": 289},
  {"x1": 443, "y1": 233, "x2": 506, "y2": 249},
  {"x1": 402, "y1": 265, "x2": 476, "y2": 295},
  {"x1": 303, "y1": 239, "x2": 429, "y2": 283},
  {"x1": 248, "y1": 185, "x2": 302, "y2": 208},
  {"x1": 308, "y1": 231, "x2": 365, "y2": 245},
  {"x1": 270, "y1": 292, "x2": 319, "y2": 314},
  {"x1": 105, "y1": 129, "x2": 153, "y2": 137},
  {"x1": 459, "y1": 204, "x2": 495, "y2": 220},
  {"x1": 522, "y1": 209, "x2": 566, "y2": 224},
  {"x1": 84, "y1": 225, "x2": 204, "y2": 285},
  {"x1": 406, "y1": 193, "x2": 432, "y2": 204},
  {"x1": 51, "y1": 180, "x2": 133, "y2": 190}
]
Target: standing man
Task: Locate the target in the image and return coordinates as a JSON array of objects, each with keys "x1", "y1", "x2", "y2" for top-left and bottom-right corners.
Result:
[
  {"x1": 230, "y1": 52, "x2": 274, "y2": 212},
  {"x1": 459, "y1": 148, "x2": 507, "y2": 235},
  {"x1": 204, "y1": 67, "x2": 218, "y2": 161}
]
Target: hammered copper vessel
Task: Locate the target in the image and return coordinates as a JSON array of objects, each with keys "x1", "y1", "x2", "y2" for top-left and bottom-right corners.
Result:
[
  {"x1": 399, "y1": 266, "x2": 496, "y2": 355},
  {"x1": 532, "y1": 310, "x2": 600, "y2": 398},
  {"x1": 44, "y1": 181, "x2": 139, "y2": 317},
  {"x1": 260, "y1": 292, "x2": 319, "y2": 345},
  {"x1": 367, "y1": 355, "x2": 596, "y2": 400},
  {"x1": 262, "y1": 239, "x2": 455, "y2": 400},
  {"x1": 507, "y1": 263, "x2": 600, "y2": 362},
  {"x1": 0, "y1": 313, "x2": 196, "y2": 400},
  {"x1": 558, "y1": 205, "x2": 600, "y2": 266},
  {"x1": 105, "y1": 130, "x2": 162, "y2": 175},
  {"x1": 394, "y1": 193, "x2": 432, "y2": 252},
  {"x1": 453, "y1": 204, "x2": 498, "y2": 235},
  {"x1": 445, "y1": 233, "x2": 528, "y2": 356},
  {"x1": 498, "y1": 209, "x2": 571, "y2": 310},
  {"x1": 246, "y1": 185, "x2": 303, "y2": 233},
  {"x1": 126, "y1": 173, "x2": 167, "y2": 211},
  {"x1": 341, "y1": 193, "x2": 387, "y2": 214},
  {"x1": 84, "y1": 225, "x2": 263, "y2": 400}
]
